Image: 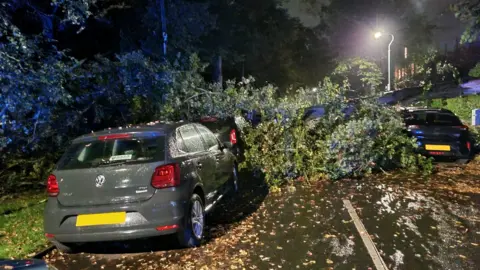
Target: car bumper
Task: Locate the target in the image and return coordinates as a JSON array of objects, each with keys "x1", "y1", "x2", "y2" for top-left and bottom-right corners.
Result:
[
  {"x1": 49, "y1": 225, "x2": 180, "y2": 243},
  {"x1": 417, "y1": 141, "x2": 472, "y2": 159},
  {"x1": 44, "y1": 188, "x2": 189, "y2": 243}
]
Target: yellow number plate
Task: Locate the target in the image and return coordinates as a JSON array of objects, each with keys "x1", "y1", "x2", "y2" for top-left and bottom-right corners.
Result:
[
  {"x1": 76, "y1": 212, "x2": 126, "y2": 227},
  {"x1": 425, "y1": 144, "x2": 451, "y2": 151}
]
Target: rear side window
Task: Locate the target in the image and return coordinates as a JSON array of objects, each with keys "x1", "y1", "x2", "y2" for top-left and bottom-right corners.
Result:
[
  {"x1": 178, "y1": 125, "x2": 206, "y2": 152},
  {"x1": 404, "y1": 112, "x2": 463, "y2": 126},
  {"x1": 57, "y1": 136, "x2": 165, "y2": 170},
  {"x1": 196, "y1": 125, "x2": 219, "y2": 150}
]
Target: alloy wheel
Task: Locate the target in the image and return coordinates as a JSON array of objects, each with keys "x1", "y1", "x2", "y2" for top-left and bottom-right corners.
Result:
[{"x1": 191, "y1": 200, "x2": 204, "y2": 239}]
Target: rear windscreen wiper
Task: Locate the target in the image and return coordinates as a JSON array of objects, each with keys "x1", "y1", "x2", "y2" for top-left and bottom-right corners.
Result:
[{"x1": 95, "y1": 159, "x2": 134, "y2": 167}]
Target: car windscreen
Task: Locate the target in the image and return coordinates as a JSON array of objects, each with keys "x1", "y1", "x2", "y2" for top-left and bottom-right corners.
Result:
[
  {"x1": 404, "y1": 112, "x2": 463, "y2": 126},
  {"x1": 56, "y1": 136, "x2": 165, "y2": 170}
]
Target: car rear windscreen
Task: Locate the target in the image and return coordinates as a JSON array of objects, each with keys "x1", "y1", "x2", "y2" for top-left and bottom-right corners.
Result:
[
  {"x1": 56, "y1": 136, "x2": 165, "y2": 170},
  {"x1": 404, "y1": 111, "x2": 463, "y2": 126}
]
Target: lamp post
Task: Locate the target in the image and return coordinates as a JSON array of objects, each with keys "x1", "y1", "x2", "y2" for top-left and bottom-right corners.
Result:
[{"x1": 374, "y1": 32, "x2": 395, "y2": 91}]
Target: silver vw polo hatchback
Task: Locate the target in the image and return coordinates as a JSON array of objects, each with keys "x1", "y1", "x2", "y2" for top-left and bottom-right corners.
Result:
[{"x1": 44, "y1": 121, "x2": 239, "y2": 252}]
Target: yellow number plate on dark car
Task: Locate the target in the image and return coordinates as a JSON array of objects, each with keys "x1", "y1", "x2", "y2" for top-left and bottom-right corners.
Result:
[
  {"x1": 425, "y1": 144, "x2": 451, "y2": 151},
  {"x1": 76, "y1": 212, "x2": 126, "y2": 227}
]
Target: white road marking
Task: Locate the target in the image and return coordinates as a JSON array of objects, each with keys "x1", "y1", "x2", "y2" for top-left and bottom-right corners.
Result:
[{"x1": 343, "y1": 199, "x2": 389, "y2": 270}]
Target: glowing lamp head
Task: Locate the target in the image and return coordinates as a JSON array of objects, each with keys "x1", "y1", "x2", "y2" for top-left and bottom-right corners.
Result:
[{"x1": 374, "y1": 32, "x2": 382, "y2": 39}]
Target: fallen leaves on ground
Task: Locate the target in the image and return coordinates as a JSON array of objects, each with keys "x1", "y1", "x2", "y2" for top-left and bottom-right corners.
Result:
[{"x1": 42, "y1": 161, "x2": 480, "y2": 270}]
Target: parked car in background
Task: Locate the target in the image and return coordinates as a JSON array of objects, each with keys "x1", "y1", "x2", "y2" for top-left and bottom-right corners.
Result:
[
  {"x1": 302, "y1": 105, "x2": 326, "y2": 123},
  {"x1": 400, "y1": 108, "x2": 475, "y2": 163},
  {"x1": 242, "y1": 109, "x2": 262, "y2": 127},
  {"x1": 302, "y1": 104, "x2": 356, "y2": 128},
  {"x1": 44, "y1": 121, "x2": 239, "y2": 253},
  {"x1": 198, "y1": 116, "x2": 246, "y2": 163}
]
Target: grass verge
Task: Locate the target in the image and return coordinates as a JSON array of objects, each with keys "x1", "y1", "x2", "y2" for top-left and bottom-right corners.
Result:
[{"x1": 0, "y1": 191, "x2": 49, "y2": 259}]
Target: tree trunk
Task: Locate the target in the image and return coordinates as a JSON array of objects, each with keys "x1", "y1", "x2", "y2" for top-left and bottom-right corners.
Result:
[
  {"x1": 158, "y1": 0, "x2": 167, "y2": 55},
  {"x1": 213, "y1": 55, "x2": 223, "y2": 85}
]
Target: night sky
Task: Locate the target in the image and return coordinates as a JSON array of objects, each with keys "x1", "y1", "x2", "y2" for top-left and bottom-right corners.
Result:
[{"x1": 285, "y1": 0, "x2": 464, "y2": 57}]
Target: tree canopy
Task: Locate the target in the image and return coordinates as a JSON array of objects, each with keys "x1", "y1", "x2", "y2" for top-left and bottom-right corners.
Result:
[
  {"x1": 0, "y1": 0, "x2": 470, "y2": 191},
  {"x1": 452, "y1": 0, "x2": 480, "y2": 44}
]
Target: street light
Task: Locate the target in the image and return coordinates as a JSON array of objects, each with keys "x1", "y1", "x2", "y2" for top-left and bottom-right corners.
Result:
[{"x1": 374, "y1": 31, "x2": 395, "y2": 91}]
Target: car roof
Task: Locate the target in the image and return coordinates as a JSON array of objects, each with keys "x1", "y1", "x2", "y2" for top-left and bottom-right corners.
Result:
[
  {"x1": 401, "y1": 107, "x2": 454, "y2": 114},
  {"x1": 72, "y1": 121, "x2": 188, "y2": 143}
]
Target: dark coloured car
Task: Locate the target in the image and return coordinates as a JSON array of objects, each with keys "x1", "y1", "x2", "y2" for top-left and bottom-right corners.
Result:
[
  {"x1": 198, "y1": 116, "x2": 246, "y2": 163},
  {"x1": 302, "y1": 104, "x2": 356, "y2": 127},
  {"x1": 401, "y1": 108, "x2": 475, "y2": 163},
  {"x1": 302, "y1": 105, "x2": 326, "y2": 123},
  {"x1": 44, "y1": 122, "x2": 238, "y2": 252},
  {"x1": 0, "y1": 259, "x2": 57, "y2": 270}
]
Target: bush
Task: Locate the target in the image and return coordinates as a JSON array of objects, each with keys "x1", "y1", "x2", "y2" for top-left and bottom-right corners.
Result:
[{"x1": 430, "y1": 95, "x2": 480, "y2": 122}]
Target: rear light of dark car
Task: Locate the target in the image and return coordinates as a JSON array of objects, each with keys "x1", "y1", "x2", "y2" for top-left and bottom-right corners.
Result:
[
  {"x1": 151, "y1": 164, "x2": 180, "y2": 189},
  {"x1": 47, "y1": 174, "x2": 59, "y2": 197},
  {"x1": 454, "y1": 125, "x2": 469, "y2": 131},
  {"x1": 230, "y1": 129, "x2": 237, "y2": 145},
  {"x1": 467, "y1": 141, "x2": 471, "y2": 151},
  {"x1": 98, "y1": 133, "x2": 132, "y2": 140},
  {"x1": 407, "y1": 125, "x2": 420, "y2": 129}
]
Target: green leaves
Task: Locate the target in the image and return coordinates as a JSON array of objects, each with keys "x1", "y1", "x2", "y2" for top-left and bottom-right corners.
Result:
[
  {"x1": 240, "y1": 85, "x2": 433, "y2": 185},
  {"x1": 451, "y1": 1, "x2": 480, "y2": 44},
  {"x1": 469, "y1": 63, "x2": 480, "y2": 78},
  {"x1": 332, "y1": 58, "x2": 383, "y2": 95}
]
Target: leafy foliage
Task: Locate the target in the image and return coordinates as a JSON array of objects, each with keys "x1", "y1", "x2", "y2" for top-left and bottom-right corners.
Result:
[
  {"x1": 468, "y1": 63, "x2": 480, "y2": 78},
  {"x1": 0, "y1": 1, "x2": 433, "y2": 192},
  {"x1": 430, "y1": 95, "x2": 480, "y2": 122},
  {"x1": 0, "y1": 0, "x2": 212, "y2": 192},
  {"x1": 332, "y1": 58, "x2": 383, "y2": 95},
  {"x1": 239, "y1": 70, "x2": 432, "y2": 186},
  {"x1": 394, "y1": 49, "x2": 459, "y2": 91},
  {"x1": 451, "y1": 0, "x2": 480, "y2": 44}
]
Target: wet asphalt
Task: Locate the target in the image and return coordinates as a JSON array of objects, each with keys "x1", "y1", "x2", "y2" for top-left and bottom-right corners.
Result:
[{"x1": 44, "y1": 165, "x2": 480, "y2": 270}]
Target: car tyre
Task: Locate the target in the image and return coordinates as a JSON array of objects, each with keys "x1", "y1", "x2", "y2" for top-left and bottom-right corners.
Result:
[{"x1": 176, "y1": 193, "x2": 205, "y2": 248}]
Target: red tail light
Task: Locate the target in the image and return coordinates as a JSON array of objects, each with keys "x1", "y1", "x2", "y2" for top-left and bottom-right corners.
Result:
[
  {"x1": 151, "y1": 164, "x2": 180, "y2": 189},
  {"x1": 230, "y1": 129, "x2": 237, "y2": 145},
  {"x1": 98, "y1": 133, "x2": 132, "y2": 140},
  {"x1": 47, "y1": 174, "x2": 59, "y2": 197},
  {"x1": 467, "y1": 141, "x2": 471, "y2": 151},
  {"x1": 156, "y1": 224, "x2": 179, "y2": 231},
  {"x1": 45, "y1": 233, "x2": 55, "y2": 238},
  {"x1": 455, "y1": 125, "x2": 469, "y2": 131}
]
